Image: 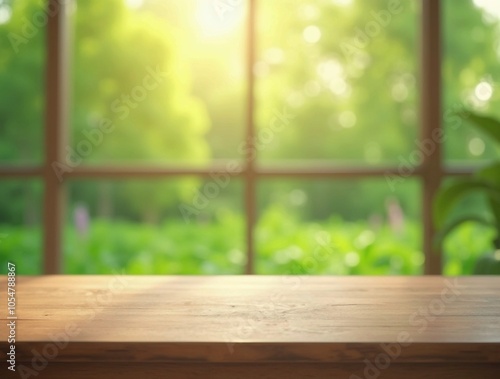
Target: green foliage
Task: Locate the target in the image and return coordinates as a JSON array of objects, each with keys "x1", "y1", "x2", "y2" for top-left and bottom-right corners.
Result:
[
  {"x1": 457, "y1": 111, "x2": 500, "y2": 145},
  {"x1": 0, "y1": 0, "x2": 210, "y2": 223},
  {"x1": 433, "y1": 179, "x2": 499, "y2": 230},
  {"x1": 256, "y1": 0, "x2": 420, "y2": 164},
  {"x1": 0, "y1": 225, "x2": 41, "y2": 274},
  {"x1": 1, "y1": 0, "x2": 500, "y2": 275},
  {"x1": 443, "y1": 222, "x2": 496, "y2": 275},
  {"x1": 0, "y1": 0, "x2": 45, "y2": 164},
  {"x1": 70, "y1": 0, "x2": 210, "y2": 221},
  {"x1": 0, "y1": 207, "x2": 493, "y2": 275},
  {"x1": 473, "y1": 252, "x2": 500, "y2": 274},
  {"x1": 256, "y1": 205, "x2": 423, "y2": 275},
  {"x1": 434, "y1": 110, "x2": 500, "y2": 273}
]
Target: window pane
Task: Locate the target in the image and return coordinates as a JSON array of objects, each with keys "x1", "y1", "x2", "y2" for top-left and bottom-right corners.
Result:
[
  {"x1": 256, "y1": 179, "x2": 423, "y2": 275},
  {"x1": 69, "y1": 0, "x2": 245, "y2": 167},
  {"x1": 0, "y1": 0, "x2": 45, "y2": 164},
  {"x1": 64, "y1": 178, "x2": 244, "y2": 274},
  {"x1": 0, "y1": 179, "x2": 42, "y2": 274},
  {"x1": 256, "y1": 0, "x2": 420, "y2": 165},
  {"x1": 442, "y1": 0, "x2": 500, "y2": 163}
]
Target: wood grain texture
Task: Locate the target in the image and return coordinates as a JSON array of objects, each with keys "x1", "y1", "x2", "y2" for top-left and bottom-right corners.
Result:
[{"x1": 0, "y1": 276, "x2": 499, "y2": 377}]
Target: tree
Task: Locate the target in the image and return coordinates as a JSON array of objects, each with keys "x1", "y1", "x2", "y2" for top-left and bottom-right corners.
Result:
[{"x1": 0, "y1": 0, "x2": 211, "y2": 223}]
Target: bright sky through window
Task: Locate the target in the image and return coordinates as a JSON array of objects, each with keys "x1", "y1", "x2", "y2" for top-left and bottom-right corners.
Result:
[{"x1": 195, "y1": 0, "x2": 245, "y2": 37}]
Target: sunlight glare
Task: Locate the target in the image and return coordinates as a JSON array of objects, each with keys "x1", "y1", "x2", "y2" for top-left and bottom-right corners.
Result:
[
  {"x1": 474, "y1": 81, "x2": 493, "y2": 101},
  {"x1": 125, "y1": 0, "x2": 143, "y2": 10},
  {"x1": 317, "y1": 59, "x2": 344, "y2": 83},
  {"x1": 196, "y1": 0, "x2": 245, "y2": 37},
  {"x1": 303, "y1": 25, "x2": 322, "y2": 44},
  {"x1": 473, "y1": 0, "x2": 500, "y2": 20},
  {"x1": 468, "y1": 137, "x2": 485, "y2": 156},
  {"x1": 332, "y1": 0, "x2": 353, "y2": 6},
  {"x1": 329, "y1": 78, "x2": 348, "y2": 96},
  {"x1": 0, "y1": 5, "x2": 11, "y2": 24}
]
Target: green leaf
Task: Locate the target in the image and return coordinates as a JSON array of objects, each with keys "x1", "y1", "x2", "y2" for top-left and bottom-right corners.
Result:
[
  {"x1": 434, "y1": 213, "x2": 493, "y2": 248},
  {"x1": 477, "y1": 162, "x2": 500, "y2": 186},
  {"x1": 433, "y1": 178, "x2": 500, "y2": 228},
  {"x1": 473, "y1": 252, "x2": 500, "y2": 275},
  {"x1": 457, "y1": 110, "x2": 500, "y2": 145},
  {"x1": 477, "y1": 163, "x2": 500, "y2": 229}
]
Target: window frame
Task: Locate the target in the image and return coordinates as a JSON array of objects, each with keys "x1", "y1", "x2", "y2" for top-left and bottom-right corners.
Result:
[{"x1": 0, "y1": 0, "x2": 475, "y2": 274}]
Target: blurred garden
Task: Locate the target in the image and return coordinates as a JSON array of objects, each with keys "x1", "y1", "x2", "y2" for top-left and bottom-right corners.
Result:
[{"x1": 0, "y1": 0, "x2": 499, "y2": 274}]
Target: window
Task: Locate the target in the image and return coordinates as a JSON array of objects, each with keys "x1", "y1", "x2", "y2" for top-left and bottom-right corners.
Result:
[{"x1": 1, "y1": 0, "x2": 496, "y2": 275}]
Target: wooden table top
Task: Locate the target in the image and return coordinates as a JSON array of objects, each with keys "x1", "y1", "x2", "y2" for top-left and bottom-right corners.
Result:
[{"x1": 1, "y1": 275, "x2": 499, "y2": 364}]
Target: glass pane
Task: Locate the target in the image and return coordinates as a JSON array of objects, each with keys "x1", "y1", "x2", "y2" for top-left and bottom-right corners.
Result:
[
  {"x1": 256, "y1": 178, "x2": 423, "y2": 275},
  {"x1": 70, "y1": 0, "x2": 245, "y2": 166},
  {"x1": 0, "y1": 179, "x2": 42, "y2": 274},
  {"x1": 256, "y1": 0, "x2": 420, "y2": 165},
  {"x1": 0, "y1": 0, "x2": 44, "y2": 164},
  {"x1": 442, "y1": 0, "x2": 500, "y2": 162},
  {"x1": 64, "y1": 178, "x2": 244, "y2": 274}
]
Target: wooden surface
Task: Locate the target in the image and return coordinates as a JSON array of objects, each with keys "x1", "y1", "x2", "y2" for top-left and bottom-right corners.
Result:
[{"x1": 1, "y1": 275, "x2": 499, "y2": 378}]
